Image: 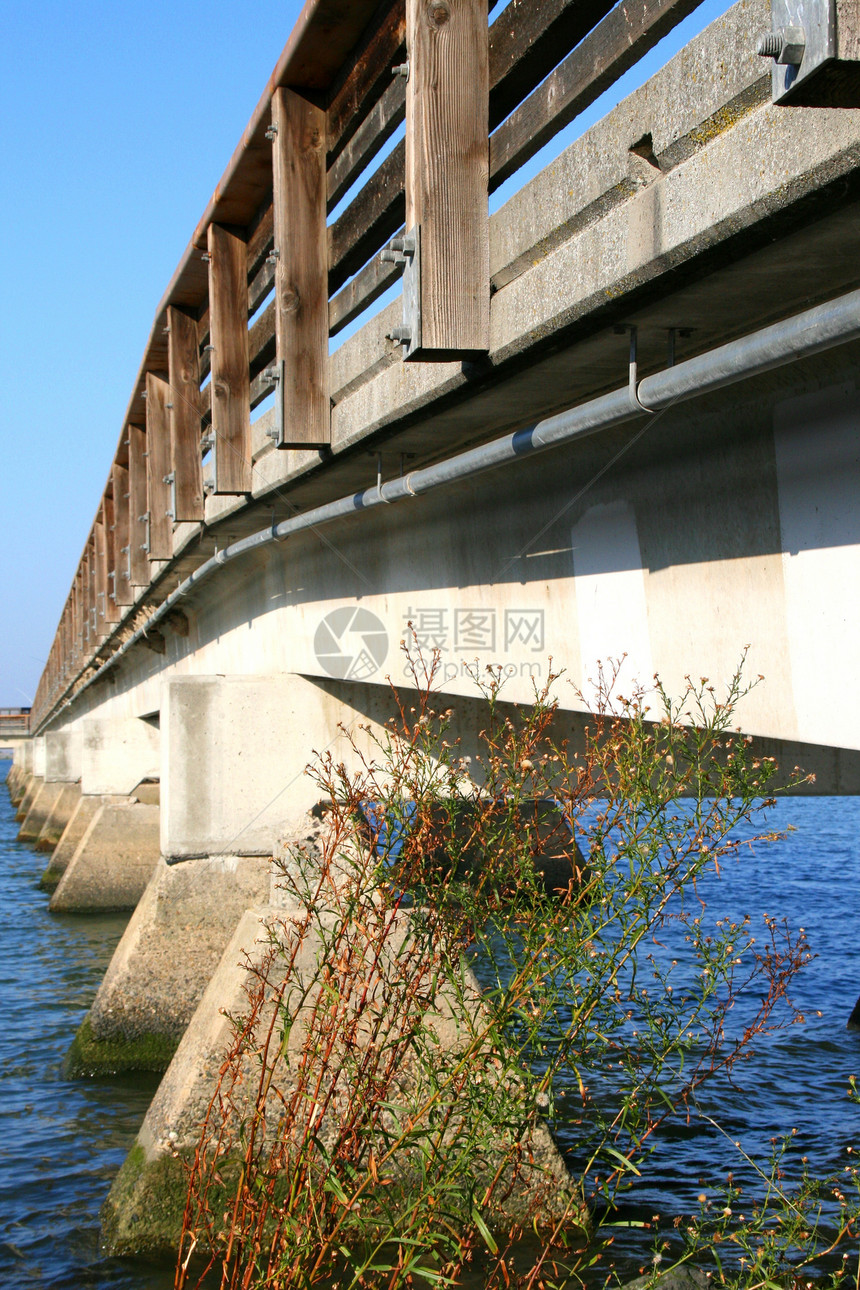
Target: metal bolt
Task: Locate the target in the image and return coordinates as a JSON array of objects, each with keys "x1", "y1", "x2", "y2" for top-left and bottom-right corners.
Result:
[
  {"x1": 757, "y1": 26, "x2": 805, "y2": 63},
  {"x1": 266, "y1": 248, "x2": 280, "y2": 264},
  {"x1": 265, "y1": 123, "x2": 278, "y2": 140},
  {"x1": 757, "y1": 32, "x2": 781, "y2": 56},
  {"x1": 201, "y1": 252, "x2": 211, "y2": 263},
  {"x1": 392, "y1": 61, "x2": 409, "y2": 79},
  {"x1": 387, "y1": 325, "x2": 412, "y2": 345}
]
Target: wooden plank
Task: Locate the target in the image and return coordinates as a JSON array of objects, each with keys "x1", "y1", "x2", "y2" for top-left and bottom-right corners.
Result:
[
  {"x1": 103, "y1": 494, "x2": 121, "y2": 623},
  {"x1": 328, "y1": 138, "x2": 405, "y2": 294},
  {"x1": 489, "y1": 0, "x2": 702, "y2": 191},
  {"x1": 208, "y1": 223, "x2": 252, "y2": 493},
  {"x1": 272, "y1": 87, "x2": 331, "y2": 448},
  {"x1": 487, "y1": 0, "x2": 616, "y2": 130},
  {"x1": 145, "y1": 372, "x2": 174, "y2": 559},
  {"x1": 167, "y1": 305, "x2": 204, "y2": 522},
  {"x1": 329, "y1": 246, "x2": 402, "y2": 335},
  {"x1": 111, "y1": 462, "x2": 133, "y2": 606},
  {"x1": 327, "y1": 75, "x2": 406, "y2": 211},
  {"x1": 405, "y1": 0, "x2": 489, "y2": 356},
  {"x1": 249, "y1": 298, "x2": 276, "y2": 381},
  {"x1": 326, "y1": 0, "x2": 407, "y2": 162},
  {"x1": 128, "y1": 423, "x2": 150, "y2": 587}
]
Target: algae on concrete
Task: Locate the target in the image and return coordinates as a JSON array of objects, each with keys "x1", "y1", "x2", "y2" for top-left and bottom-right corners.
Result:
[{"x1": 66, "y1": 1016, "x2": 179, "y2": 1078}]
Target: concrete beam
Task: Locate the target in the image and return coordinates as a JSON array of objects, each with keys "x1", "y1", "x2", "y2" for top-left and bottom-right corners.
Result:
[
  {"x1": 161, "y1": 674, "x2": 375, "y2": 860},
  {"x1": 81, "y1": 716, "x2": 159, "y2": 796},
  {"x1": 49, "y1": 802, "x2": 161, "y2": 913}
]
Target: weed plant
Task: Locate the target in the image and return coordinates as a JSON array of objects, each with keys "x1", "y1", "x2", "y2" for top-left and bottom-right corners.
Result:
[{"x1": 175, "y1": 653, "x2": 856, "y2": 1290}]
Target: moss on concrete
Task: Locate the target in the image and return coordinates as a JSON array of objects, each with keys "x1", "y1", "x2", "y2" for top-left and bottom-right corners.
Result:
[
  {"x1": 102, "y1": 1142, "x2": 191, "y2": 1258},
  {"x1": 65, "y1": 1015, "x2": 179, "y2": 1078},
  {"x1": 39, "y1": 862, "x2": 64, "y2": 891},
  {"x1": 102, "y1": 1142, "x2": 241, "y2": 1259}
]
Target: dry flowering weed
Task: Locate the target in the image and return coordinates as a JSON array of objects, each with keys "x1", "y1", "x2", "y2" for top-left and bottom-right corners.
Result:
[{"x1": 175, "y1": 650, "x2": 838, "y2": 1290}]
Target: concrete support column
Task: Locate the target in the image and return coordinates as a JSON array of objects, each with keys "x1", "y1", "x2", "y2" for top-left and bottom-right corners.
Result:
[
  {"x1": 35, "y1": 782, "x2": 81, "y2": 853},
  {"x1": 7, "y1": 742, "x2": 34, "y2": 803},
  {"x1": 81, "y1": 715, "x2": 159, "y2": 796},
  {"x1": 68, "y1": 674, "x2": 376, "y2": 1080},
  {"x1": 49, "y1": 797, "x2": 161, "y2": 914},
  {"x1": 32, "y1": 737, "x2": 46, "y2": 779},
  {"x1": 45, "y1": 729, "x2": 83, "y2": 785},
  {"x1": 18, "y1": 780, "x2": 68, "y2": 844}
]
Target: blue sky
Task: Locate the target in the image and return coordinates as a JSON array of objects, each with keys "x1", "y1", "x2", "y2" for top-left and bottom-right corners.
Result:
[{"x1": 0, "y1": 0, "x2": 728, "y2": 707}]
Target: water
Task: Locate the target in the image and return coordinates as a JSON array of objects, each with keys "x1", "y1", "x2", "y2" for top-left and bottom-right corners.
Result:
[{"x1": 1, "y1": 762, "x2": 859, "y2": 1286}]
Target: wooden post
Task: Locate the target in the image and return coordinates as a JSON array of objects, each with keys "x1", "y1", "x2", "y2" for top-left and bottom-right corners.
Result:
[
  {"x1": 103, "y1": 493, "x2": 120, "y2": 623},
  {"x1": 128, "y1": 424, "x2": 150, "y2": 587},
  {"x1": 405, "y1": 0, "x2": 489, "y2": 358},
  {"x1": 95, "y1": 510, "x2": 108, "y2": 636},
  {"x1": 272, "y1": 88, "x2": 331, "y2": 449},
  {"x1": 208, "y1": 223, "x2": 251, "y2": 493},
  {"x1": 145, "y1": 373, "x2": 173, "y2": 560},
  {"x1": 167, "y1": 305, "x2": 205, "y2": 519},
  {"x1": 75, "y1": 568, "x2": 84, "y2": 655},
  {"x1": 111, "y1": 462, "x2": 133, "y2": 606}
]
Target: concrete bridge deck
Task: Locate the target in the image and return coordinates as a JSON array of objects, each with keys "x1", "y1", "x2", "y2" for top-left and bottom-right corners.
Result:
[{"x1": 9, "y1": 0, "x2": 860, "y2": 1259}]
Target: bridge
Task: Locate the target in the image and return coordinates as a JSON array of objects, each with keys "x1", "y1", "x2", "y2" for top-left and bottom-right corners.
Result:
[{"x1": 7, "y1": 0, "x2": 860, "y2": 1258}]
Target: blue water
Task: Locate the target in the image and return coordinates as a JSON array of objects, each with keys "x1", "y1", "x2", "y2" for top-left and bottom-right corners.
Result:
[{"x1": 1, "y1": 762, "x2": 858, "y2": 1285}]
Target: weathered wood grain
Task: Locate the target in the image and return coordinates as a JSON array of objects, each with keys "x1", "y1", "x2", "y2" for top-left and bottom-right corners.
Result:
[
  {"x1": 111, "y1": 462, "x2": 133, "y2": 606},
  {"x1": 272, "y1": 87, "x2": 331, "y2": 448},
  {"x1": 128, "y1": 423, "x2": 150, "y2": 587},
  {"x1": 167, "y1": 305, "x2": 204, "y2": 522},
  {"x1": 145, "y1": 373, "x2": 174, "y2": 560},
  {"x1": 406, "y1": 0, "x2": 489, "y2": 355},
  {"x1": 208, "y1": 223, "x2": 252, "y2": 493}
]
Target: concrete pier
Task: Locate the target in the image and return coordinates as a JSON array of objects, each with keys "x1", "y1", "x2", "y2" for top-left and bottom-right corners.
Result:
[
  {"x1": 40, "y1": 793, "x2": 106, "y2": 889},
  {"x1": 103, "y1": 898, "x2": 582, "y2": 1257},
  {"x1": 16, "y1": 775, "x2": 43, "y2": 822},
  {"x1": 35, "y1": 782, "x2": 81, "y2": 852},
  {"x1": 18, "y1": 780, "x2": 65, "y2": 843},
  {"x1": 49, "y1": 801, "x2": 161, "y2": 913},
  {"x1": 68, "y1": 852, "x2": 270, "y2": 1075}
]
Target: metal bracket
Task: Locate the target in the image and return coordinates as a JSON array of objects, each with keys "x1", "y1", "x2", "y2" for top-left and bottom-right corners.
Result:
[
  {"x1": 139, "y1": 512, "x2": 151, "y2": 555},
  {"x1": 383, "y1": 227, "x2": 421, "y2": 359},
  {"x1": 757, "y1": 0, "x2": 833, "y2": 101},
  {"x1": 121, "y1": 543, "x2": 131, "y2": 581},
  {"x1": 164, "y1": 471, "x2": 177, "y2": 521},
  {"x1": 262, "y1": 360, "x2": 285, "y2": 444}
]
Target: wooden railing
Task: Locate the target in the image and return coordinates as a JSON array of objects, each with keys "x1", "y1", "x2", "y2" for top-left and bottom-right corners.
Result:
[
  {"x1": 32, "y1": 0, "x2": 706, "y2": 728},
  {"x1": 0, "y1": 710, "x2": 31, "y2": 739}
]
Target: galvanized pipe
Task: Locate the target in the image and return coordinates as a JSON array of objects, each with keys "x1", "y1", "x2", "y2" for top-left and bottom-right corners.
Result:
[{"x1": 38, "y1": 286, "x2": 860, "y2": 729}]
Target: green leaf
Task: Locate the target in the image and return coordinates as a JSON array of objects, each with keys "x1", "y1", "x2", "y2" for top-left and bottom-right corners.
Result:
[{"x1": 472, "y1": 1208, "x2": 499, "y2": 1255}]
